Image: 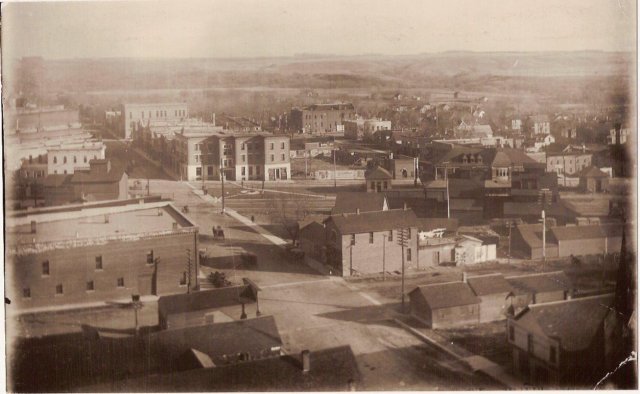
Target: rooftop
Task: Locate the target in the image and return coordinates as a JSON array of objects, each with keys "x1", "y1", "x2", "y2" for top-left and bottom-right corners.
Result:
[
  {"x1": 506, "y1": 271, "x2": 573, "y2": 295},
  {"x1": 514, "y1": 294, "x2": 614, "y2": 352},
  {"x1": 303, "y1": 102, "x2": 355, "y2": 111},
  {"x1": 551, "y1": 224, "x2": 606, "y2": 241},
  {"x1": 327, "y1": 208, "x2": 419, "y2": 234},
  {"x1": 577, "y1": 165, "x2": 609, "y2": 178},
  {"x1": 364, "y1": 166, "x2": 393, "y2": 180},
  {"x1": 466, "y1": 274, "x2": 513, "y2": 296},
  {"x1": 332, "y1": 192, "x2": 387, "y2": 215},
  {"x1": 158, "y1": 285, "x2": 257, "y2": 316},
  {"x1": 410, "y1": 282, "x2": 480, "y2": 309},
  {"x1": 6, "y1": 201, "x2": 196, "y2": 255}
]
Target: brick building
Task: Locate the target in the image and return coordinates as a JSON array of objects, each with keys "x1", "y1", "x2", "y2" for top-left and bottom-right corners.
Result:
[
  {"x1": 6, "y1": 199, "x2": 199, "y2": 310},
  {"x1": 289, "y1": 103, "x2": 356, "y2": 134},
  {"x1": 121, "y1": 102, "x2": 189, "y2": 139},
  {"x1": 304, "y1": 208, "x2": 420, "y2": 276},
  {"x1": 47, "y1": 141, "x2": 106, "y2": 175}
]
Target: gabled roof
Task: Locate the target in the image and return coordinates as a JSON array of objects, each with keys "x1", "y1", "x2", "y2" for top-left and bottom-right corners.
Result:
[
  {"x1": 299, "y1": 221, "x2": 326, "y2": 241},
  {"x1": 551, "y1": 225, "x2": 605, "y2": 241},
  {"x1": 364, "y1": 166, "x2": 392, "y2": 180},
  {"x1": 506, "y1": 271, "x2": 573, "y2": 295},
  {"x1": 466, "y1": 274, "x2": 513, "y2": 296},
  {"x1": 82, "y1": 345, "x2": 361, "y2": 392},
  {"x1": 326, "y1": 209, "x2": 419, "y2": 235},
  {"x1": 158, "y1": 285, "x2": 257, "y2": 317},
  {"x1": 410, "y1": 282, "x2": 480, "y2": 309},
  {"x1": 513, "y1": 294, "x2": 614, "y2": 352},
  {"x1": 577, "y1": 165, "x2": 609, "y2": 178},
  {"x1": 491, "y1": 151, "x2": 512, "y2": 167},
  {"x1": 332, "y1": 192, "x2": 387, "y2": 215}
]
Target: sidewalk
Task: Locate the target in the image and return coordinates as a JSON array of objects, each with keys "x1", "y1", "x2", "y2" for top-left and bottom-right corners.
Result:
[{"x1": 394, "y1": 316, "x2": 523, "y2": 389}]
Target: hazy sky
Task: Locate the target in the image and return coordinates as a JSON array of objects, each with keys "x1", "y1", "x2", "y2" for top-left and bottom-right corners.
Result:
[{"x1": 2, "y1": 0, "x2": 636, "y2": 59}]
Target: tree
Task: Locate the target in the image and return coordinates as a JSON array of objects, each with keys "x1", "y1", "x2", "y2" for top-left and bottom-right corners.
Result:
[{"x1": 267, "y1": 192, "x2": 315, "y2": 244}]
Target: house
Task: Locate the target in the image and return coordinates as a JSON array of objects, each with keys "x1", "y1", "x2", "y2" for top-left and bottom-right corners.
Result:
[
  {"x1": 577, "y1": 166, "x2": 609, "y2": 193},
  {"x1": 466, "y1": 273, "x2": 514, "y2": 322},
  {"x1": 6, "y1": 198, "x2": 199, "y2": 310},
  {"x1": 506, "y1": 271, "x2": 573, "y2": 308},
  {"x1": 409, "y1": 282, "x2": 480, "y2": 328},
  {"x1": 289, "y1": 103, "x2": 356, "y2": 134},
  {"x1": 158, "y1": 284, "x2": 259, "y2": 330},
  {"x1": 81, "y1": 346, "x2": 361, "y2": 392},
  {"x1": 332, "y1": 192, "x2": 388, "y2": 215},
  {"x1": 42, "y1": 159, "x2": 128, "y2": 206},
  {"x1": 526, "y1": 115, "x2": 550, "y2": 135},
  {"x1": 322, "y1": 208, "x2": 420, "y2": 276},
  {"x1": 507, "y1": 294, "x2": 616, "y2": 387},
  {"x1": 454, "y1": 234, "x2": 497, "y2": 265},
  {"x1": 607, "y1": 125, "x2": 630, "y2": 145},
  {"x1": 364, "y1": 166, "x2": 393, "y2": 192},
  {"x1": 526, "y1": 134, "x2": 555, "y2": 152}
]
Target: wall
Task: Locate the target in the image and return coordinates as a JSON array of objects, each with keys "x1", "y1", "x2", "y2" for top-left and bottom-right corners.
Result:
[
  {"x1": 478, "y1": 294, "x2": 508, "y2": 322},
  {"x1": 9, "y1": 231, "x2": 198, "y2": 310},
  {"x1": 122, "y1": 103, "x2": 188, "y2": 139},
  {"x1": 48, "y1": 146, "x2": 106, "y2": 175},
  {"x1": 431, "y1": 304, "x2": 479, "y2": 329},
  {"x1": 409, "y1": 293, "x2": 432, "y2": 326},
  {"x1": 557, "y1": 237, "x2": 606, "y2": 257}
]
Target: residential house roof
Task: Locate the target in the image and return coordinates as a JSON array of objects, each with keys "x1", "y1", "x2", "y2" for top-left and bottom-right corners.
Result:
[
  {"x1": 82, "y1": 345, "x2": 361, "y2": 392},
  {"x1": 514, "y1": 223, "x2": 554, "y2": 249},
  {"x1": 466, "y1": 274, "x2": 514, "y2": 296},
  {"x1": 364, "y1": 166, "x2": 393, "y2": 180},
  {"x1": 299, "y1": 220, "x2": 326, "y2": 241},
  {"x1": 506, "y1": 271, "x2": 573, "y2": 295},
  {"x1": 158, "y1": 285, "x2": 257, "y2": 317},
  {"x1": 410, "y1": 282, "x2": 480, "y2": 310},
  {"x1": 551, "y1": 225, "x2": 605, "y2": 241},
  {"x1": 513, "y1": 294, "x2": 614, "y2": 352},
  {"x1": 577, "y1": 165, "x2": 609, "y2": 178},
  {"x1": 332, "y1": 192, "x2": 387, "y2": 215},
  {"x1": 326, "y1": 208, "x2": 419, "y2": 235}
]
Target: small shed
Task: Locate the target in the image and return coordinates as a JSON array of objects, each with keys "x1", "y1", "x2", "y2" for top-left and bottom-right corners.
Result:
[
  {"x1": 578, "y1": 166, "x2": 609, "y2": 193},
  {"x1": 158, "y1": 284, "x2": 258, "y2": 330},
  {"x1": 364, "y1": 166, "x2": 392, "y2": 193},
  {"x1": 466, "y1": 274, "x2": 514, "y2": 322},
  {"x1": 409, "y1": 282, "x2": 480, "y2": 328}
]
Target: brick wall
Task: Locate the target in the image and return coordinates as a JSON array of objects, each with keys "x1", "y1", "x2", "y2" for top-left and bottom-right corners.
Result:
[{"x1": 8, "y1": 231, "x2": 198, "y2": 310}]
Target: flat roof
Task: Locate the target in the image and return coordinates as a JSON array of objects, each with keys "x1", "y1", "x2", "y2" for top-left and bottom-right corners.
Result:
[{"x1": 7, "y1": 201, "x2": 196, "y2": 255}]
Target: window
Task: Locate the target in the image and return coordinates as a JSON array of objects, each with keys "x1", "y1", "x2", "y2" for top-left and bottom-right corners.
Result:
[
  {"x1": 241, "y1": 167, "x2": 246, "y2": 176},
  {"x1": 281, "y1": 154, "x2": 285, "y2": 161},
  {"x1": 63, "y1": 156, "x2": 67, "y2": 164},
  {"x1": 281, "y1": 142, "x2": 285, "y2": 149},
  {"x1": 23, "y1": 288, "x2": 31, "y2": 299},
  {"x1": 527, "y1": 334, "x2": 534, "y2": 353},
  {"x1": 350, "y1": 234, "x2": 356, "y2": 245},
  {"x1": 549, "y1": 347, "x2": 557, "y2": 363},
  {"x1": 407, "y1": 228, "x2": 412, "y2": 239},
  {"x1": 195, "y1": 144, "x2": 200, "y2": 151},
  {"x1": 196, "y1": 167, "x2": 202, "y2": 176},
  {"x1": 241, "y1": 143, "x2": 246, "y2": 150},
  {"x1": 95, "y1": 255, "x2": 103, "y2": 270},
  {"x1": 509, "y1": 325, "x2": 515, "y2": 341},
  {"x1": 369, "y1": 232, "x2": 374, "y2": 244},
  {"x1": 86, "y1": 281, "x2": 95, "y2": 291},
  {"x1": 146, "y1": 250, "x2": 154, "y2": 264},
  {"x1": 63, "y1": 170, "x2": 67, "y2": 175},
  {"x1": 270, "y1": 143, "x2": 274, "y2": 150},
  {"x1": 242, "y1": 155, "x2": 246, "y2": 163},
  {"x1": 407, "y1": 248, "x2": 412, "y2": 261},
  {"x1": 84, "y1": 156, "x2": 87, "y2": 163},
  {"x1": 270, "y1": 155, "x2": 275, "y2": 162},
  {"x1": 180, "y1": 272, "x2": 187, "y2": 286},
  {"x1": 388, "y1": 230, "x2": 393, "y2": 241},
  {"x1": 117, "y1": 277, "x2": 125, "y2": 288},
  {"x1": 55, "y1": 284, "x2": 64, "y2": 295},
  {"x1": 73, "y1": 156, "x2": 77, "y2": 163},
  {"x1": 42, "y1": 260, "x2": 50, "y2": 276}
]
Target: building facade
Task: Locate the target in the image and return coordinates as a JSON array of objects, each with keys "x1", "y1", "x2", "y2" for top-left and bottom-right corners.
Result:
[
  {"x1": 546, "y1": 152, "x2": 592, "y2": 176},
  {"x1": 290, "y1": 103, "x2": 356, "y2": 134},
  {"x1": 6, "y1": 199, "x2": 199, "y2": 310},
  {"x1": 121, "y1": 103, "x2": 189, "y2": 139},
  {"x1": 47, "y1": 141, "x2": 106, "y2": 175}
]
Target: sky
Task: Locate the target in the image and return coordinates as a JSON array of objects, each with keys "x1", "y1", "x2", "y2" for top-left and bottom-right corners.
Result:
[{"x1": 1, "y1": 0, "x2": 637, "y2": 59}]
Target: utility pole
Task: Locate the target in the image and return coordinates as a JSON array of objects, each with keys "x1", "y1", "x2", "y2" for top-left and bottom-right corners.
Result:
[
  {"x1": 333, "y1": 147, "x2": 337, "y2": 189},
  {"x1": 445, "y1": 165, "x2": 450, "y2": 219},
  {"x1": 304, "y1": 151, "x2": 308, "y2": 180},
  {"x1": 382, "y1": 234, "x2": 387, "y2": 281},
  {"x1": 220, "y1": 157, "x2": 225, "y2": 214},
  {"x1": 541, "y1": 210, "x2": 546, "y2": 267},
  {"x1": 397, "y1": 228, "x2": 409, "y2": 313},
  {"x1": 186, "y1": 249, "x2": 192, "y2": 294},
  {"x1": 507, "y1": 220, "x2": 513, "y2": 264}
]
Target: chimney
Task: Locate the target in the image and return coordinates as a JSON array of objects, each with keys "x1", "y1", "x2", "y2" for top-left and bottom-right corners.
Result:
[
  {"x1": 301, "y1": 350, "x2": 311, "y2": 373},
  {"x1": 30, "y1": 220, "x2": 37, "y2": 234},
  {"x1": 462, "y1": 272, "x2": 468, "y2": 283},
  {"x1": 403, "y1": 202, "x2": 408, "y2": 211},
  {"x1": 356, "y1": 208, "x2": 360, "y2": 215}
]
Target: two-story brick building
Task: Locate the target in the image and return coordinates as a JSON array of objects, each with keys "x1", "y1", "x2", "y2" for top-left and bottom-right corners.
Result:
[
  {"x1": 121, "y1": 103, "x2": 189, "y2": 139},
  {"x1": 6, "y1": 198, "x2": 199, "y2": 311},
  {"x1": 290, "y1": 103, "x2": 356, "y2": 134}
]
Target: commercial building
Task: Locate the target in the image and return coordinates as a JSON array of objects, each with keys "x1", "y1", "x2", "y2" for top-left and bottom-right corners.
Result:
[
  {"x1": 546, "y1": 151, "x2": 592, "y2": 176},
  {"x1": 120, "y1": 102, "x2": 189, "y2": 139},
  {"x1": 47, "y1": 141, "x2": 106, "y2": 175},
  {"x1": 6, "y1": 198, "x2": 199, "y2": 310},
  {"x1": 344, "y1": 118, "x2": 392, "y2": 140},
  {"x1": 507, "y1": 294, "x2": 616, "y2": 387},
  {"x1": 289, "y1": 103, "x2": 356, "y2": 134}
]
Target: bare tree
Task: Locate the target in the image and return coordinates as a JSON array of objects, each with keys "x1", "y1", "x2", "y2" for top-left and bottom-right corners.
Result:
[{"x1": 266, "y1": 192, "x2": 313, "y2": 244}]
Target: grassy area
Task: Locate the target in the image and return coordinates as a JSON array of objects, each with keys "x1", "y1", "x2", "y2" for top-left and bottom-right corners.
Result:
[{"x1": 435, "y1": 321, "x2": 511, "y2": 367}]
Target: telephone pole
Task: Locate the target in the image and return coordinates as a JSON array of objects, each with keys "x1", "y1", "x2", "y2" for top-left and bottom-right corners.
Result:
[
  {"x1": 397, "y1": 228, "x2": 409, "y2": 312},
  {"x1": 186, "y1": 249, "x2": 192, "y2": 294},
  {"x1": 220, "y1": 157, "x2": 226, "y2": 214}
]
